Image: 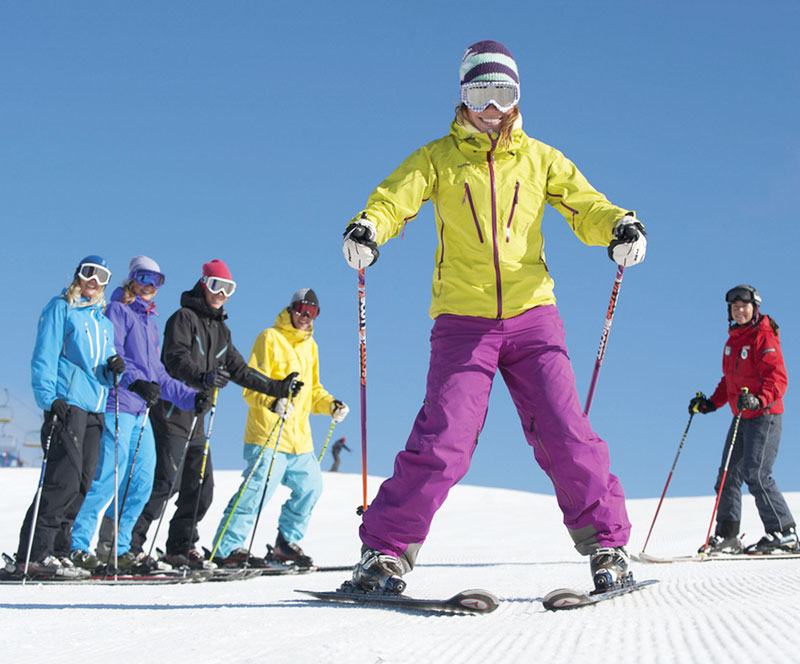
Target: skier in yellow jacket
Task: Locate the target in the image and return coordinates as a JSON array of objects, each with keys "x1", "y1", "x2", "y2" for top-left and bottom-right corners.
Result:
[{"x1": 211, "y1": 289, "x2": 349, "y2": 567}]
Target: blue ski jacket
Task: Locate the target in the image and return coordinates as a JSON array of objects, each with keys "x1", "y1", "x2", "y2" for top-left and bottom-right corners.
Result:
[
  {"x1": 105, "y1": 287, "x2": 197, "y2": 415},
  {"x1": 31, "y1": 291, "x2": 117, "y2": 413}
]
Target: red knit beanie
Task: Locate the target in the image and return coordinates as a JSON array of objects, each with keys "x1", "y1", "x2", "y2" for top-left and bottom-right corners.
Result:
[{"x1": 202, "y1": 259, "x2": 232, "y2": 281}]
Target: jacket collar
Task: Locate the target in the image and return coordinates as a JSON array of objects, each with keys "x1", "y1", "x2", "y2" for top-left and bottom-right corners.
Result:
[
  {"x1": 274, "y1": 308, "x2": 313, "y2": 343},
  {"x1": 110, "y1": 287, "x2": 158, "y2": 316},
  {"x1": 450, "y1": 112, "x2": 525, "y2": 160}
]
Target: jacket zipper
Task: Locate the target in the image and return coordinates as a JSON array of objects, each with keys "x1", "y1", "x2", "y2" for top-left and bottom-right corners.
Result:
[
  {"x1": 487, "y1": 138, "x2": 503, "y2": 319},
  {"x1": 462, "y1": 183, "x2": 484, "y2": 243},
  {"x1": 505, "y1": 181, "x2": 520, "y2": 242},
  {"x1": 84, "y1": 322, "x2": 95, "y2": 361}
]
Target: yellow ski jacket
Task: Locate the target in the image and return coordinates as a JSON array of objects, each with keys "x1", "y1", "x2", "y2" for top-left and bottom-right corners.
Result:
[
  {"x1": 354, "y1": 117, "x2": 633, "y2": 319},
  {"x1": 242, "y1": 308, "x2": 334, "y2": 454}
]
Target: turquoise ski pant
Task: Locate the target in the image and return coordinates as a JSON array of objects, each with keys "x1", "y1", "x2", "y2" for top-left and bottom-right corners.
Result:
[{"x1": 213, "y1": 444, "x2": 322, "y2": 558}]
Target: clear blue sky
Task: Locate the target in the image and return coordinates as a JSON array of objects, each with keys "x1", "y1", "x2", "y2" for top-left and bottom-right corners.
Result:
[{"x1": 1, "y1": 1, "x2": 798, "y2": 500}]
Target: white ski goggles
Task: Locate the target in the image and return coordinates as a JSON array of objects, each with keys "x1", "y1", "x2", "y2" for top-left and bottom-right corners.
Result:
[
  {"x1": 202, "y1": 275, "x2": 237, "y2": 297},
  {"x1": 77, "y1": 263, "x2": 111, "y2": 286},
  {"x1": 460, "y1": 82, "x2": 520, "y2": 113}
]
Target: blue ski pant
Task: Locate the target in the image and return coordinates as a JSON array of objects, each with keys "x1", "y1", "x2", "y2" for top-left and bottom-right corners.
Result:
[
  {"x1": 212, "y1": 444, "x2": 322, "y2": 559},
  {"x1": 71, "y1": 411, "x2": 156, "y2": 555}
]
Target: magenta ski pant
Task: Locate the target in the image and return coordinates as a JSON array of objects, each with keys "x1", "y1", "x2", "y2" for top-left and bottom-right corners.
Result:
[{"x1": 360, "y1": 305, "x2": 630, "y2": 564}]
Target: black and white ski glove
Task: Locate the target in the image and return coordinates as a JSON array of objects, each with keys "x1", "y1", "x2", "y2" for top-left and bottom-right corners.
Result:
[
  {"x1": 106, "y1": 354, "x2": 126, "y2": 375},
  {"x1": 270, "y1": 397, "x2": 294, "y2": 419},
  {"x1": 737, "y1": 391, "x2": 762, "y2": 412},
  {"x1": 343, "y1": 216, "x2": 379, "y2": 270},
  {"x1": 608, "y1": 215, "x2": 647, "y2": 267},
  {"x1": 330, "y1": 399, "x2": 349, "y2": 423},
  {"x1": 276, "y1": 372, "x2": 303, "y2": 399}
]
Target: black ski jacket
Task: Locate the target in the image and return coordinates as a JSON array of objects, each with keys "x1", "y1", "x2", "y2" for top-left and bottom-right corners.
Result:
[{"x1": 150, "y1": 281, "x2": 282, "y2": 440}]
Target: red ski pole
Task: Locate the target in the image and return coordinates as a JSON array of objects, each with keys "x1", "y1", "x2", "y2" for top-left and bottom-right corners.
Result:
[
  {"x1": 584, "y1": 265, "x2": 625, "y2": 415},
  {"x1": 701, "y1": 388, "x2": 748, "y2": 554}
]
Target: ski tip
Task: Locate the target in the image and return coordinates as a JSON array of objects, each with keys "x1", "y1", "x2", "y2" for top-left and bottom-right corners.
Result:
[{"x1": 450, "y1": 589, "x2": 500, "y2": 613}]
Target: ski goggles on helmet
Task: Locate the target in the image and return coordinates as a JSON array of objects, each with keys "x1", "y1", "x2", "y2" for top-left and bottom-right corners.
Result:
[
  {"x1": 202, "y1": 275, "x2": 237, "y2": 297},
  {"x1": 131, "y1": 269, "x2": 165, "y2": 288},
  {"x1": 460, "y1": 82, "x2": 520, "y2": 113},
  {"x1": 77, "y1": 263, "x2": 111, "y2": 286},
  {"x1": 291, "y1": 301, "x2": 320, "y2": 319},
  {"x1": 725, "y1": 285, "x2": 760, "y2": 305}
]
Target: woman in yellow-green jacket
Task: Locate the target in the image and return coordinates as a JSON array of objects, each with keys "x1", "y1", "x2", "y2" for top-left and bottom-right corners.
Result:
[
  {"x1": 211, "y1": 289, "x2": 348, "y2": 568},
  {"x1": 342, "y1": 40, "x2": 647, "y2": 594}
]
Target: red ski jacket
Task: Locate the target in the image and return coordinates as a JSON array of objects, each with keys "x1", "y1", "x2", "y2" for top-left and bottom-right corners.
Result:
[{"x1": 710, "y1": 315, "x2": 787, "y2": 418}]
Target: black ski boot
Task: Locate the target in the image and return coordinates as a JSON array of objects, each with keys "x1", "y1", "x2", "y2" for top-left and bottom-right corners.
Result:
[
  {"x1": 213, "y1": 547, "x2": 268, "y2": 568},
  {"x1": 698, "y1": 533, "x2": 743, "y2": 555},
  {"x1": 268, "y1": 531, "x2": 313, "y2": 568},
  {"x1": 348, "y1": 548, "x2": 406, "y2": 594},
  {"x1": 744, "y1": 527, "x2": 800, "y2": 554},
  {"x1": 590, "y1": 547, "x2": 630, "y2": 592}
]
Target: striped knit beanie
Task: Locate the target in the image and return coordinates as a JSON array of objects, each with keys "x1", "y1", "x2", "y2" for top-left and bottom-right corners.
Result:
[{"x1": 459, "y1": 40, "x2": 520, "y2": 88}]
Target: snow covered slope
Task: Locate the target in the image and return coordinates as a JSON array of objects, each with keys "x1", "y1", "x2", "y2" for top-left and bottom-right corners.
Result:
[{"x1": 2, "y1": 468, "x2": 799, "y2": 663}]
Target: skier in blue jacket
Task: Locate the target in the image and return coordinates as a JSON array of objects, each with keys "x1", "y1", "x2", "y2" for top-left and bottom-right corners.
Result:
[
  {"x1": 17, "y1": 256, "x2": 125, "y2": 578},
  {"x1": 70, "y1": 256, "x2": 206, "y2": 571}
]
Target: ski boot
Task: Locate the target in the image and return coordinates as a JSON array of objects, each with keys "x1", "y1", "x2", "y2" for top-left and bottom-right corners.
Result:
[
  {"x1": 347, "y1": 548, "x2": 406, "y2": 595},
  {"x1": 267, "y1": 531, "x2": 313, "y2": 568},
  {"x1": 164, "y1": 549, "x2": 217, "y2": 570},
  {"x1": 743, "y1": 527, "x2": 800, "y2": 554},
  {"x1": 69, "y1": 549, "x2": 102, "y2": 572},
  {"x1": 589, "y1": 547, "x2": 630, "y2": 593},
  {"x1": 213, "y1": 547, "x2": 269, "y2": 569},
  {"x1": 20, "y1": 554, "x2": 89, "y2": 579},
  {"x1": 698, "y1": 533, "x2": 743, "y2": 555}
]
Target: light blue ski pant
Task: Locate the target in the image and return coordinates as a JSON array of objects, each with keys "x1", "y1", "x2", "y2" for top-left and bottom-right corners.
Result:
[
  {"x1": 212, "y1": 444, "x2": 322, "y2": 559},
  {"x1": 71, "y1": 411, "x2": 155, "y2": 555}
]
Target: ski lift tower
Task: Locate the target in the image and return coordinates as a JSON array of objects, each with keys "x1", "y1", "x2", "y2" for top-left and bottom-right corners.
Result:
[{"x1": 0, "y1": 389, "x2": 19, "y2": 467}]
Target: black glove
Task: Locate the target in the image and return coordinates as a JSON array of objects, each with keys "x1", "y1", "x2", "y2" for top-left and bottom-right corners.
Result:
[
  {"x1": 106, "y1": 354, "x2": 126, "y2": 375},
  {"x1": 737, "y1": 391, "x2": 762, "y2": 412},
  {"x1": 276, "y1": 372, "x2": 303, "y2": 399},
  {"x1": 128, "y1": 380, "x2": 162, "y2": 407},
  {"x1": 202, "y1": 367, "x2": 231, "y2": 388},
  {"x1": 689, "y1": 395, "x2": 716, "y2": 415},
  {"x1": 194, "y1": 391, "x2": 211, "y2": 415},
  {"x1": 49, "y1": 398, "x2": 70, "y2": 422}
]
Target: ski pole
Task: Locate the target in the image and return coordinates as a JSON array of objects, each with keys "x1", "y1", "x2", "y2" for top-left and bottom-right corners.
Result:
[
  {"x1": 357, "y1": 268, "x2": 368, "y2": 513},
  {"x1": 104, "y1": 407, "x2": 149, "y2": 572},
  {"x1": 112, "y1": 373, "x2": 120, "y2": 575},
  {"x1": 641, "y1": 403, "x2": 698, "y2": 553},
  {"x1": 584, "y1": 265, "x2": 625, "y2": 415},
  {"x1": 317, "y1": 419, "x2": 337, "y2": 464},
  {"x1": 207, "y1": 417, "x2": 280, "y2": 563},
  {"x1": 701, "y1": 388, "x2": 748, "y2": 554},
  {"x1": 187, "y1": 386, "x2": 219, "y2": 562},
  {"x1": 22, "y1": 413, "x2": 58, "y2": 581},
  {"x1": 145, "y1": 413, "x2": 199, "y2": 563}
]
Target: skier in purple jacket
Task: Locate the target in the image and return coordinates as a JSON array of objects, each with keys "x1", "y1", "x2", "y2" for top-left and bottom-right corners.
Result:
[{"x1": 70, "y1": 256, "x2": 208, "y2": 571}]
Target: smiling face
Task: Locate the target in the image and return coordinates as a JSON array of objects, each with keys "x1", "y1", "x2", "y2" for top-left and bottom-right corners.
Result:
[
  {"x1": 203, "y1": 286, "x2": 228, "y2": 310},
  {"x1": 464, "y1": 103, "x2": 508, "y2": 133},
  {"x1": 132, "y1": 280, "x2": 158, "y2": 302},
  {"x1": 79, "y1": 278, "x2": 103, "y2": 300},
  {"x1": 730, "y1": 300, "x2": 754, "y2": 325}
]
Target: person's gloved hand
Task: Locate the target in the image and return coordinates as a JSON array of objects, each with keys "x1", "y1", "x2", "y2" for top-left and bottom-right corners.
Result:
[
  {"x1": 194, "y1": 391, "x2": 211, "y2": 415},
  {"x1": 277, "y1": 372, "x2": 303, "y2": 399},
  {"x1": 106, "y1": 354, "x2": 126, "y2": 375},
  {"x1": 330, "y1": 399, "x2": 350, "y2": 423},
  {"x1": 737, "y1": 391, "x2": 762, "y2": 412},
  {"x1": 128, "y1": 380, "x2": 161, "y2": 407},
  {"x1": 202, "y1": 367, "x2": 231, "y2": 388},
  {"x1": 50, "y1": 398, "x2": 70, "y2": 422},
  {"x1": 608, "y1": 215, "x2": 647, "y2": 267},
  {"x1": 270, "y1": 397, "x2": 294, "y2": 419},
  {"x1": 343, "y1": 216, "x2": 379, "y2": 269},
  {"x1": 689, "y1": 394, "x2": 716, "y2": 414}
]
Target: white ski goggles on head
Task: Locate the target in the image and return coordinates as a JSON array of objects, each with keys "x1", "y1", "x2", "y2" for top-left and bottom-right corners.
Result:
[
  {"x1": 77, "y1": 263, "x2": 111, "y2": 286},
  {"x1": 460, "y1": 82, "x2": 520, "y2": 113},
  {"x1": 202, "y1": 275, "x2": 237, "y2": 297}
]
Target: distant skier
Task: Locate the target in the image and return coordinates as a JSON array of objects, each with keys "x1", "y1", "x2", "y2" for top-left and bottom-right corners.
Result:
[
  {"x1": 127, "y1": 259, "x2": 299, "y2": 569},
  {"x1": 211, "y1": 289, "x2": 348, "y2": 568},
  {"x1": 70, "y1": 256, "x2": 202, "y2": 572},
  {"x1": 341, "y1": 40, "x2": 646, "y2": 593},
  {"x1": 17, "y1": 256, "x2": 124, "y2": 578},
  {"x1": 330, "y1": 437, "x2": 349, "y2": 472},
  {"x1": 690, "y1": 285, "x2": 796, "y2": 554}
]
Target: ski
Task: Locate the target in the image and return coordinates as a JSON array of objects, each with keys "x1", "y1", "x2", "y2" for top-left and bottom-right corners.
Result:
[
  {"x1": 542, "y1": 579, "x2": 658, "y2": 611},
  {"x1": 635, "y1": 551, "x2": 800, "y2": 564},
  {"x1": 0, "y1": 569, "x2": 205, "y2": 585},
  {"x1": 295, "y1": 585, "x2": 499, "y2": 615}
]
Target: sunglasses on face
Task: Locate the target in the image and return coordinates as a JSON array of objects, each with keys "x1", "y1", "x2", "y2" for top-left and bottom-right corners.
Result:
[
  {"x1": 77, "y1": 263, "x2": 111, "y2": 286},
  {"x1": 132, "y1": 269, "x2": 165, "y2": 288},
  {"x1": 202, "y1": 275, "x2": 237, "y2": 297},
  {"x1": 291, "y1": 301, "x2": 319, "y2": 319},
  {"x1": 460, "y1": 82, "x2": 520, "y2": 113}
]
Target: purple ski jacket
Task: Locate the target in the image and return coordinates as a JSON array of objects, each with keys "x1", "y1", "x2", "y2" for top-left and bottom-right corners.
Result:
[{"x1": 105, "y1": 287, "x2": 197, "y2": 415}]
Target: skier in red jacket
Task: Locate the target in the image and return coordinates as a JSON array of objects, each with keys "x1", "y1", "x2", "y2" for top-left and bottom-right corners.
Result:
[{"x1": 689, "y1": 285, "x2": 796, "y2": 554}]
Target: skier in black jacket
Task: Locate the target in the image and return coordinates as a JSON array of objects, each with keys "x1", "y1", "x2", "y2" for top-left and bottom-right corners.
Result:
[{"x1": 124, "y1": 259, "x2": 301, "y2": 568}]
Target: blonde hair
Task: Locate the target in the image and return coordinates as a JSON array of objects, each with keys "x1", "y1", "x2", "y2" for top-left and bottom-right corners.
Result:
[
  {"x1": 118, "y1": 280, "x2": 138, "y2": 305},
  {"x1": 64, "y1": 278, "x2": 106, "y2": 309},
  {"x1": 456, "y1": 103, "x2": 520, "y2": 148}
]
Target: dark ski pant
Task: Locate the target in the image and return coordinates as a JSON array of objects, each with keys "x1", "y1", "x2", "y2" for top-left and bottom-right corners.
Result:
[
  {"x1": 715, "y1": 413, "x2": 794, "y2": 535},
  {"x1": 17, "y1": 407, "x2": 104, "y2": 561},
  {"x1": 129, "y1": 433, "x2": 214, "y2": 555}
]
